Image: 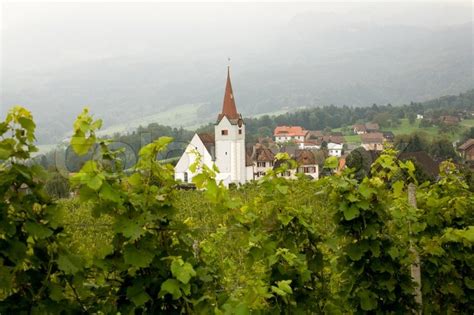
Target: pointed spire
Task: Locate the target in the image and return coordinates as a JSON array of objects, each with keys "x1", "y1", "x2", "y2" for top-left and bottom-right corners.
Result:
[{"x1": 217, "y1": 66, "x2": 240, "y2": 122}]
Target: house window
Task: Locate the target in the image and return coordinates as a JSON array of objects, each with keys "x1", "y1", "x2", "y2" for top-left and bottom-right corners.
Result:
[
  {"x1": 239, "y1": 129, "x2": 242, "y2": 134},
  {"x1": 184, "y1": 172, "x2": 188, "y2": 183},
  {"x1": 257, "y1": 162, "x2": 266, "y2": 167},
  {"x1": 221, "y1": 129, "x2": 228, "y2": 135}
]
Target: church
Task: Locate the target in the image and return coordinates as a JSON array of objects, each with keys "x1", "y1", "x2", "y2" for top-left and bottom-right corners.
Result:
[{"x1": 174, "y1": 67, "x2": 253, "y2": 186}]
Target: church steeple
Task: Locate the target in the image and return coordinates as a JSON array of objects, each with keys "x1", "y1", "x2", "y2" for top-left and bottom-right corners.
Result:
[{"x1": 217, "y1": 66, "x2": 240, "y2": 122}]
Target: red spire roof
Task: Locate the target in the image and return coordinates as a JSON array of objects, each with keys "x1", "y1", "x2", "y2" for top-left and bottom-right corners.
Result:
[{"x1": 217, "y1": 67, "x2": 240, "y2": 122}]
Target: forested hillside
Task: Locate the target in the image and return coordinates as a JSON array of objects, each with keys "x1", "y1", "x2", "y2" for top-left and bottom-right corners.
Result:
[
  {"x1": 199, "y1": 89, "x2": 474, "y2": 142},
  {"x1": 33, "y1": 89, "x2": 474, "y2": 174}
]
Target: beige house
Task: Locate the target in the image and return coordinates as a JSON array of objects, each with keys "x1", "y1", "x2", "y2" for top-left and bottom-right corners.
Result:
[{"x1": 361, "y1": 133, "x2": 384, "y2": 151}]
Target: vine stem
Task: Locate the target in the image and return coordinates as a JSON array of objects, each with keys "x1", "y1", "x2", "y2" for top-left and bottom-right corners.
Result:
[{"x1": 64, "y1": 273, "x2": 88, "y2": 312}]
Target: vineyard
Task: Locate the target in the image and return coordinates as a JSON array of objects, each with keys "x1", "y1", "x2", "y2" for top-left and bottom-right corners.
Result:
[{"x1": 1, "y1": 107, "x2": 473, "y2": 314}]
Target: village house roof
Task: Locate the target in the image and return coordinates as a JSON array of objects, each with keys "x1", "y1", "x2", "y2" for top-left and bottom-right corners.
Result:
[
  {"x1": 365, "y1": 123, "x2": 380, "y2": 131},
  {"x1": 197, "y1": 133, "x2": 216, "y2": 159},
  {"x1": 327, "y1": 142, "x2": 343, "y2": 149},
  {"x1": 353, "y1": 124, "x2": 367, "y2": 132},
  {"x1": 439, "y1": 115, "x2": 460, "y2": 125},
  {"x1": 458, "y1": 139, "x2": 474, "y2": 151},
  {"x1": 217, "y1": 67, "x2": 241, "y2": 124},
  {"x1": 295, "y1": 150, "x2": 317, "y2": 165},
  {"x1": 274, "y1": 126, "x2": 308, "y2": 137},
  {"x1": 325, "y1": 135, "x2": 345, "y2": 144},
  {"x1": 361, "y1": 132, "x2": 384, "y2": 144},
  {"x1": 279, "y1": 144, "x2": 298, "y2": 156},
  {"x1": 253, "y1": 147, "x2": 275, "y2": 162},
  {"x1": 398, "y1": 151, "x2": 440, "y2": 178},
  {"x1": 307, "y1": 130, "x2": 324, "y2": 139}
]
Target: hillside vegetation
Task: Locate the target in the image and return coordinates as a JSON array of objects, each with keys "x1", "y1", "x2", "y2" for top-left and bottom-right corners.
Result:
[{"x1": 1, "y1": 106, "x2": 472, "y2": 313}]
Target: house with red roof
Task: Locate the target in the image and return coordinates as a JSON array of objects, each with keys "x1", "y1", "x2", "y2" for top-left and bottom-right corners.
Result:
[{"x1": 274, "y1": 126, "x2": 308, "y2": 143}]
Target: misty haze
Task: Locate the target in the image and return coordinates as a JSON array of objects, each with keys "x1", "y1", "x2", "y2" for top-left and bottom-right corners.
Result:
[{"x1": 2, "y1": 2, "x2": 472, "y2": 144}]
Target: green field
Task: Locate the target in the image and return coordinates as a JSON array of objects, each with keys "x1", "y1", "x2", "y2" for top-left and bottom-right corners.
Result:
[{"x1": 340, "y1": 118, "x2": 474, "y2": 144}]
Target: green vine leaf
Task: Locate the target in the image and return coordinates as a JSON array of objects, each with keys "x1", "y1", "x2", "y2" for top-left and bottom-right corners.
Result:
[
  {"x1": 123, "y1": 245, "x2": 154, "y2": 268},
  {"x1": 171, "y1": 258, "x2": 196, "y2": 284},
  {"x1": 159, "y1": 279, "x2": 182, "y2": 299}
]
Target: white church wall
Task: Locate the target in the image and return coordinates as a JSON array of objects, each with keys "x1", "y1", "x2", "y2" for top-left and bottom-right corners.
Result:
[{"x1": 175, "y1": 134, "x2": 214, "y2": 183}]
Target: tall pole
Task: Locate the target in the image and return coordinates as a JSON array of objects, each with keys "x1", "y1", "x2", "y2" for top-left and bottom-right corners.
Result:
[{"x1": 408, "y1": 183, "x2": 422, "y2": 312}]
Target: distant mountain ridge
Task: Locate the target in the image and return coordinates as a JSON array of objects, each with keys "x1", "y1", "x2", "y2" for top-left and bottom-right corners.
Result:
[{"x1": 2, "y1": 20, "x2": 472, "y2": 144}]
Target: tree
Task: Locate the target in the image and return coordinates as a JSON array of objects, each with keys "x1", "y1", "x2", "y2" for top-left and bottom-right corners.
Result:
[
  {"x1": 430, "y1": 138, "x2": 458, "y2": 161},
  {"x1": 345, "y1": 147, "x2": 373, "y2": 180},
  {"x1": 408, "y1": 112, "x2": 416, "y2": 125},
  {"x1": 460, "y1": 127, "x2": 474, "y2": 143},
  {"x1": 257, "y1": 126, "x2": 272, "y2": 138},
  {"x1": 373, "y1": 112, "x2": 391, "y2": 128}
]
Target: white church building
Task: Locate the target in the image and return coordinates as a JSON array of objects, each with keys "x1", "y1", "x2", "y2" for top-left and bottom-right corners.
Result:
[{"x1": 175, "y1": 67, "x2": 253, "y2": 186}]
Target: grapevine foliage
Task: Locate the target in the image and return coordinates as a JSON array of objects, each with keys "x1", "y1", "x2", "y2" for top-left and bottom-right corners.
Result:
[
  {"x1": 1, "y1": 106, "x2": 473, "y2": 314},
  {"x1": 0, "y1": 107, "x2": 78, "y2": 313}
]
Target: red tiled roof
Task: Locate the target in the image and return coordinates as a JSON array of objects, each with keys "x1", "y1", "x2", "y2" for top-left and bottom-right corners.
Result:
[
  {"x1": 217, "y1": 67, "x2": 240, "y2": 122},
  {"x1": 274, "y1": 126, "x2": 308, "y2": 137}
]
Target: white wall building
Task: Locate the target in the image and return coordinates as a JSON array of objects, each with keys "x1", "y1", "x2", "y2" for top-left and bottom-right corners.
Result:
[
  {"x1": 274, "y1": 126, "x2": 308, "y2": 143},
  {"x1": 175, "y1": 67, "x2": 252, "y2": 186},
  {"x1": 327, "y1": 142, "x2": 343, "y2": 157}
]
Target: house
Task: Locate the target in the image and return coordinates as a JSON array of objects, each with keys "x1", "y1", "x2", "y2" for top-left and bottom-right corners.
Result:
[
  {"x1": 295, "y1": 150, "x2": 319, "y2": 179},
  {"x1": 298, "y1": 134, "x2": 344, "y2": 152},
  {"x1": 298, "y1": 140, "x2": 320, "y2": 150},
  {"x1": 175, "y1": 67, "x2": 253, "y2": 186},
  {"x1": 272, "y1": 149, "x2": 319, "y2": 179},
  {"x1": 274, "y1": 126, "x2": 308, "y2": 143},
  {"x1": 458, "y1": 139, "x2": 474, "y2": 161},
  {"x1": 353, "y1": 124, "x2": 367, "y2": 135},
  {"x1": 365, "y1": 123, "x2": 380, "y2": 133},
  {"x1": 361, "y1": 132, "x2": 384, "y2": 151},
  {"x1": 439, "y1": 115, "x2": 460, "y2": 126},
  {"x1": 252, "y1": 146, "x2": 275, "y2": 179},
  {"x1": 327, "y1": 142, "x2": 343, "y2": 157},
  {"x1": 416, "y1": 114, "x2": 424, "y2": 120}
]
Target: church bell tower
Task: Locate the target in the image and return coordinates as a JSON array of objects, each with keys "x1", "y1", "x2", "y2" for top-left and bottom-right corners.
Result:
[{"x1": 214, "y1": 67, "x2": 246, "y2": 185}]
